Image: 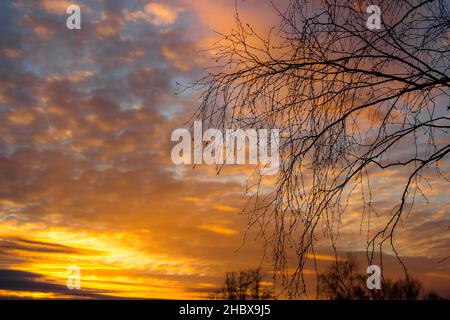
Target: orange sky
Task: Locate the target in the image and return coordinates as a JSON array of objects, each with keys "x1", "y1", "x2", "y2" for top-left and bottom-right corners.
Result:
[{"x1": 0, "y1": 0, "x2": 448, "y2": 299}]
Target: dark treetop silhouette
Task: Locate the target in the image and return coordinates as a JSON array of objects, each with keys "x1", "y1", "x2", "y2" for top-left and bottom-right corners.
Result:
[
  {"x1": 210, "y1": 268, "x2": 274, "y2": 300},
  {"x1": 318, "y1": 255, "x2": 446, "y2": 300}
]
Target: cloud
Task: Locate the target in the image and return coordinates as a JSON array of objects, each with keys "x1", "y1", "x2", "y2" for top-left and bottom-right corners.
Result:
[
  {"x1": 0, "y1": 236, "x2": 103, "y2": 255},
  {"x1": 212, "y1": 204, "x2": 238, "y2": 212},
  {"x1": 144, "y1": 3, "x2": 180, "y2": 26},
  {"x1": 2, "y1": 48, "x2": 22, "y2": 59},
  {"x1": 38, "y1": 0, "x2": 78, "y2": 14},
  {"x1": 123, "y1": 3, "x2": 181, "y2": 28},
  {"x1": 197, "y1": 224, "x2": 238, "y2": 236},
  {"x1": 0, "y1": 269, "x2": 117, "y2": 299}
]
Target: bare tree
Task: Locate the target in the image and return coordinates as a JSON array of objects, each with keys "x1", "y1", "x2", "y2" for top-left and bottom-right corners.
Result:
[
  {"x1": 318, "y1": 255, "x2": 368, "y2": 299},
  {"x1": 211, "y1": 268, "x2": 274, "y2": 300},
  {"x1": 318, "y1": 255, "x2": 426, "y2": 300},
  {"x1": 382, "y1": 277, "x2": 423, "y2": 300},
  {"x1": 194, "y1": 0, "x2": 450, "y2": 297}
]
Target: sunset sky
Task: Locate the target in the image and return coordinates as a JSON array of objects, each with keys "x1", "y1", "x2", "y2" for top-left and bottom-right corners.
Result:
[{"x1": 0, "y1": 0, "x2": 449, "y2": 299}]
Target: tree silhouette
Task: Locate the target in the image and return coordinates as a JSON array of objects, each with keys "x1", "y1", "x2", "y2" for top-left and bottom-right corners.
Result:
[
  {"x1": 318, "y1": 255, "x2": 369, "y2": 299},
  {"x1": 211, "y1": 268, "x2": 274, "y2": 300},
  {"x1": 318, "y1": 255, "x2": 444, "y2": 300},
  {"x1": 194, "y1": 0, "x2": 450, "y2": 297}
]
